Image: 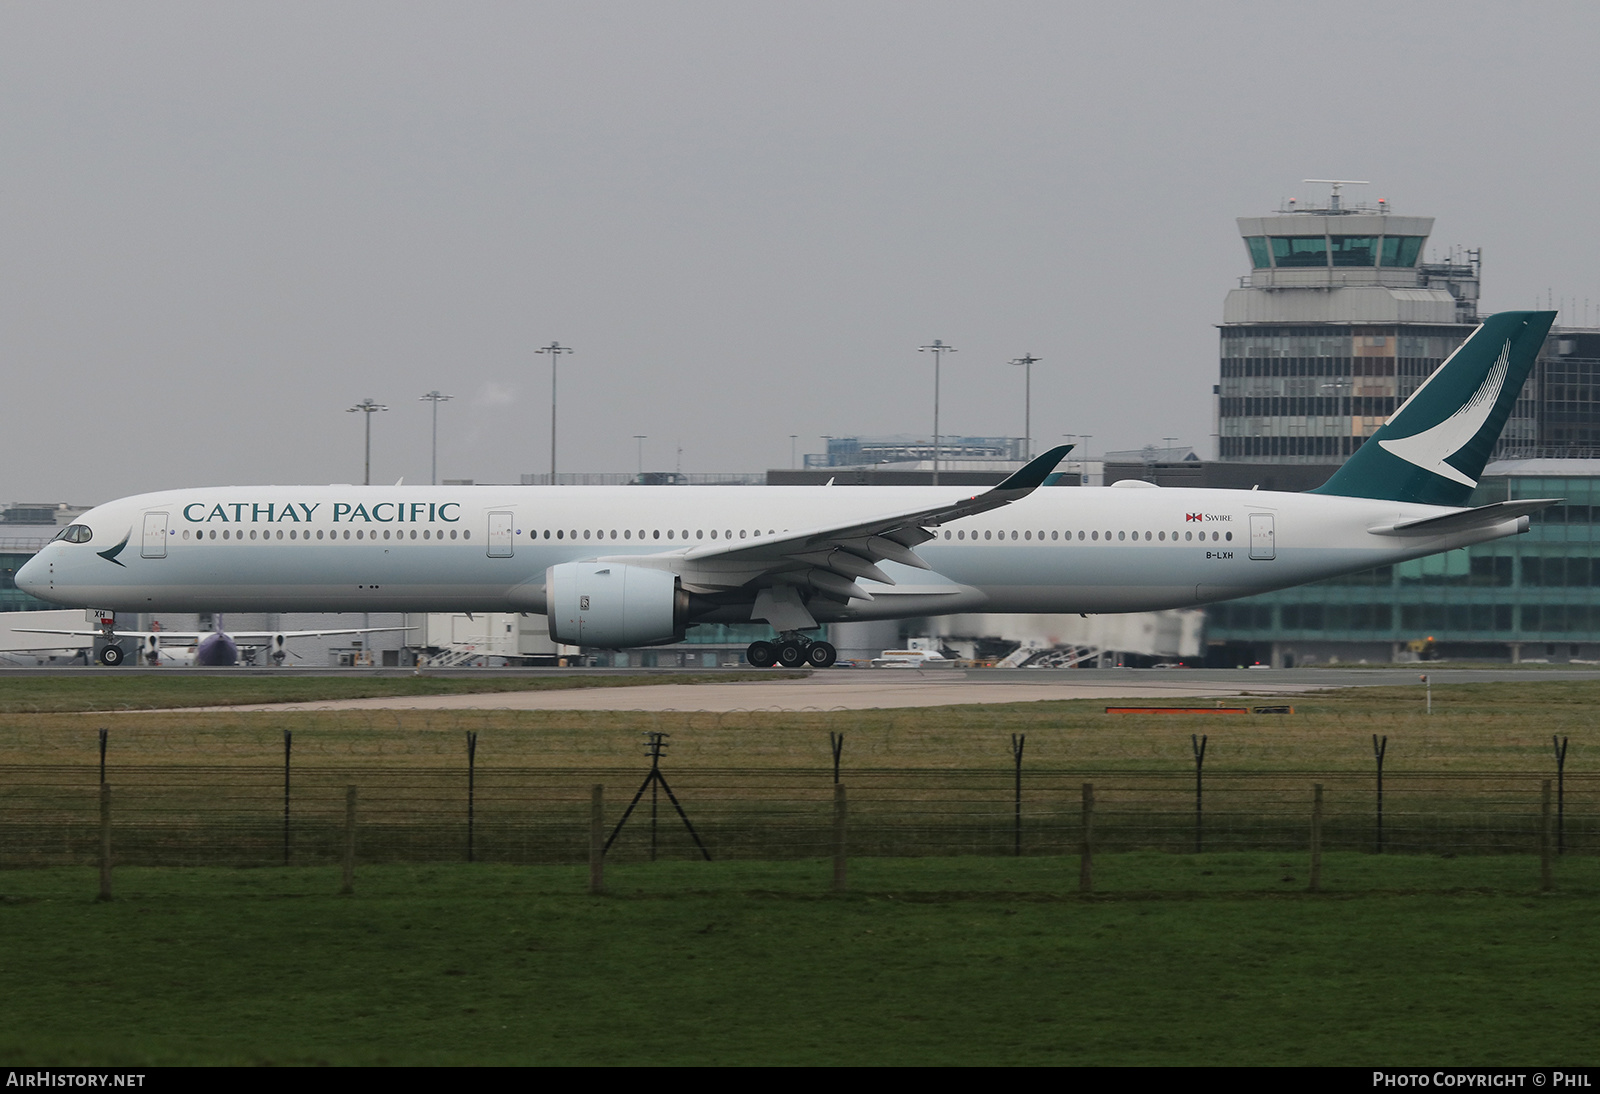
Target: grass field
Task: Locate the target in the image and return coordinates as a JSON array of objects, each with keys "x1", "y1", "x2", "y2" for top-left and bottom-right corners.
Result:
[
  {"x1": 0, "y1": 671, "x2": 791, "y2": 713},
  {"x1": 1, "y1": 677, "x2": 1594, "y2": 1064},
  {"x1": 1, "y1": 856, "x2": 1595, "y2": 1066},
  {"x1": 0, "y1": 676, "x2": 1587, "y2": 772}
]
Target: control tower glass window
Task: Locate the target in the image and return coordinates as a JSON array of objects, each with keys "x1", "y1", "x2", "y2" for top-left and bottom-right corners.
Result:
[
  {"x1": 1270, "y1": 236, "x2": 1328, "y2": 268},
  {"x1": 1381, "y1": 236, "x2": 1424, "y2": 267},
  {"x1": 1330, "y1": 236, "x2": 1378, "y2": 267},
  {"x1": 1244, "y1": 236, "x2": 1271, "y2": 269}
]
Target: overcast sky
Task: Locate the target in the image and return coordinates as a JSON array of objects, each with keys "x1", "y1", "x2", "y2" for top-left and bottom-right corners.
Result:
[{"x1": 4, "y1": 1, "x2": 1598, "y2": 504}]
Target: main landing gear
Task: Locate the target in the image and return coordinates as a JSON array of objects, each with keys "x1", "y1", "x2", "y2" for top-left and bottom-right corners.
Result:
[
  {"x1": 97, "y1": 644, "x2": 125, "y2": 667},
  {"x1": 746, "y1": 635, "x2": 837, "y2": 669}
]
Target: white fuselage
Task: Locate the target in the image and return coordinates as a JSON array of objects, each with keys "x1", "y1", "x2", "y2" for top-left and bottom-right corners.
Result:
[{"x1": 17, "y1": 483, "x2": 1522, "y2": 624}]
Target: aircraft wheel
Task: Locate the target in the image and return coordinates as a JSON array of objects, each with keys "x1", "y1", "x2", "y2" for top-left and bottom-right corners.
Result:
[
  {"x1": 746, "y1": 641, "x2": 778, "y2": 668},
  {"x1": 805, "y1": 642, "x2": 838, "y2": 668},
  {"x1": 776, "y1": 641, "x2": 807, "y2": 668},
  {"x1": 98, "y1": 644, "x2": 124, "y2": 667}
]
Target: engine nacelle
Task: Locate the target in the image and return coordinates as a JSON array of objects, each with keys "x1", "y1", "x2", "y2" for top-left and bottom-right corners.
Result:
[{"x1": 546, "y1": 562, "x2": 687, "y2": 648}]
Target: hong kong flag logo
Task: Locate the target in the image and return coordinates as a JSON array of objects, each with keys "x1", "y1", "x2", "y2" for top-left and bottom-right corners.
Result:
[{"x1": 1186, "y1": 513, "x2": 1203, "y2": 522}]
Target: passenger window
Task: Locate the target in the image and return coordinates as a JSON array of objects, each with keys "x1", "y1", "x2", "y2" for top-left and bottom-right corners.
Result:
[
  {"x1": 1225, "y1": 531, "x2": 1233, "y2": 541},
  {"x1": 653, "y1": 530, "x2": 660, "y2": 539},
  {"x1": 739, "y1": 530, "x2": 746, "y2": 539},
  {"x1": 1078, "y1": 531, "x2": 1085, "y2": 540},
  {"x1": 1010, "y1": 531, "x2": 1017, "y2": 540},
  {"x1": 610, "y1": 530, "x2": 617, "y2": 539},
  {"x1": 463, "y1": 530, "x2": 470, "y2": 539},
  {"x1": 557, "y1": 530, "x2": 564, "y2": 539},
  {"x1": 1117, "y1": 531, "x2": 1125, "y2": 541},
  {"x1": 667, "y1": 530, "x2": 674, "y2": 539},
  {"x1": 1091, "y1": 531, "x2": 1098, "y2": 541}
]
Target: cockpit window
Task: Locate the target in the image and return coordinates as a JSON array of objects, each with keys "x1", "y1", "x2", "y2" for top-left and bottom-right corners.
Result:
[{"x1": 55, "y1": 524, "x2": 93, "y2": 544}]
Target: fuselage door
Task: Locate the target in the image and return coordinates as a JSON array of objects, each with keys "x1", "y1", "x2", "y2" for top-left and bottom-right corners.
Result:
[
  {"x1": 1249, "y1": 512, "x2": 1275, "y2": 560},
  {"x1": 487, "y1": 511, "x2": 514, "y2": 558},
  {"x1": 141, "y1": 512, "x2": 169, "y2": 559}
]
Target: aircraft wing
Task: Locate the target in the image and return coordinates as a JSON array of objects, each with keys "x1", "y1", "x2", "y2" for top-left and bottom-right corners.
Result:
[
  {"x1": 600, "y1": 445, "x2": 1072, "y2": 601},
  {"x1": 226, "y1": 627, "x2": 416, "y2": 641},
  {"x1": 13, "y1": 628, "x2": 177, "y2": 640},
  {"x1": 14, "y1": 626, "x2": 412, "y2": 641}
]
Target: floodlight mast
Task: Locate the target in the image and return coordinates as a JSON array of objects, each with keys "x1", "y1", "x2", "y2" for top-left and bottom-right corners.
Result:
[
  {"x1": 419, "y1": 390, "x2": 453, "y2": 486},
  {"x1": 536, "y1": 342, "x2": 574, "y2": 480},
  {"x1": 346, "y1": 398, "x2": 388, "y2": 486},
  {"x1": 1010, "y1": 354, "x2": 1042, "y2": 460},
  {"x1": 919, "y1": 340, "x2": 958, "y2": 486}
]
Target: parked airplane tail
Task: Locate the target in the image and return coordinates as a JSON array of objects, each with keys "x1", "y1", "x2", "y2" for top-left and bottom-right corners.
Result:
[{"x1": 1310, "y1": 310, "x2": 1556, "y2": 506}]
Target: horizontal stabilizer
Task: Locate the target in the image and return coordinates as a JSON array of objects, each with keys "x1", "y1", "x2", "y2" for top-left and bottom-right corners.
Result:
[{"x1": 1367, "y1": 498, "x2": 1560, "y2": 537}]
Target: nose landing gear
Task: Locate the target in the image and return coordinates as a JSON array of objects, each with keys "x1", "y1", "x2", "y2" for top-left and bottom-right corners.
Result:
[{"x1": 746, "y1": 634, "x2": 837, "y2": 669}]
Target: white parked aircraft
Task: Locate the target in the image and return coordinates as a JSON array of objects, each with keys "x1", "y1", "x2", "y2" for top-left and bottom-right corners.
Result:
[
  {"x1": 18, "y1": 311, "x2": 1557, "y2": 669},
  {"x1": 13, "y1": 614, "x2": 406, "y2": 666}
]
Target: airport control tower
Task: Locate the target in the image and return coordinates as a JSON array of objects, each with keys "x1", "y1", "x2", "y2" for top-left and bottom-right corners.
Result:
[{"x1": 1216, "y1": 182, "x2": 1522, "y2": 464}]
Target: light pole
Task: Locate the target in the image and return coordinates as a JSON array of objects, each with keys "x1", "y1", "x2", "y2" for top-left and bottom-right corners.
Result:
[
  {"x1": 634, "y1": 435, "x2": 647, "y2": 479},
  {"x1": 790, "y1": 434, "x2": 798, "y2": 470},
  {"x1": 919, "y1": 340, "x2": 958, "y2": 486},
  {"x1": 1010, "y1": 354, "x2": 1042, "y2": 460},
  {"x1": 536, "y1": 342, "x2": 574, "y2": 481},
  {"x1": 346, "y1": 398, "x2": 388, "y2": 486},
  {"x1": 419, "y1": 391, "x2": 453, "y2": 486}
]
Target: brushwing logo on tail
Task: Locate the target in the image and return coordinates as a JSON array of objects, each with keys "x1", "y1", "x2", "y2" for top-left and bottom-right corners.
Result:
[{"x1": 1378, "y1": 341, "x2": 1511, "y2": 487}]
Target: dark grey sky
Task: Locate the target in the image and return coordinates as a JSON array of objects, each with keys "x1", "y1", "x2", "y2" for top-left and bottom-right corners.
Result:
[{"x1": 4, "y1": 2, "x2": 1596, "y2": 502}]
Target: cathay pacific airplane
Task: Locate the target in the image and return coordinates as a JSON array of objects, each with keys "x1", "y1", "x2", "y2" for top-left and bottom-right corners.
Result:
[{"x1": 18, "y1": 311, "x2": 1557, "y2": 669}]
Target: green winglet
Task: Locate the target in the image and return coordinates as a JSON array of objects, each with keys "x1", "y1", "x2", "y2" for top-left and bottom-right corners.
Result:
[
  {"x1": 1310, "y1": 311, "x2": 1556, "y2": 506},
  {"x1": 993, "y1": 444, "x2": 1074, "y2": 493}
]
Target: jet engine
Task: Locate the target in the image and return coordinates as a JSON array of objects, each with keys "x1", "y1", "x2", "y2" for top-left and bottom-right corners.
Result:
[{"x1": 546, "y1": 562, "x2": 688, "y2": 648}]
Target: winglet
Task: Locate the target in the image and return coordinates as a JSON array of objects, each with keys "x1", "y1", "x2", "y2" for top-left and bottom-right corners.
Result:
[{"x1": 991, "y1": 444, "x2": 1073, "y2": 495}]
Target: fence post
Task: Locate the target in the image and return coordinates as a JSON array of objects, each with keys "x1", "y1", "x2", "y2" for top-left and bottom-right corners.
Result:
[
  {"x1": 589, "y1": 784, "x2": 605, "y2": 895},
  {"x1": 98, "y1": 727, "x2": 107, "y2": 785},
  {"x1": 283, "y1": 730, "x2": 292, "y2": 866},
  {"x1": 341, "y1": 785, "x2": 357, "y2": 895},
  {"x1": 1372, "y1": 734, "x2": 1387, "y2": 854},
  {"x1": 829, "y1": 732, "x2": 844, "y2": 785},
  {"x1": 1192, "y1": 734, "x2": 1206, "y2": 854},
  {"x1": 1079, "y1": 782, "x2": 1094, "y2": 895},
  {"x1": 1541, "y1": 779, "x2": 1553, "y2": 893},
  {"x1": 832, "y1": 783, "x2": 848, "y2": 893},
  {"x1": 1309, "y1": 783, "x2": 1323, "y2": 893},
  {"x1": 97, "y1": 783, "x2": 112, "y2": 902},
  {"x1": 1011, "y1": 734, "x2": 1025, "y2": 857},
  {"x1": 1553, "y1": 735, "x2": 1568, "y2": 856},
  {"x1": 466, "y1": 730, "x2": 478, "y2": 864}
]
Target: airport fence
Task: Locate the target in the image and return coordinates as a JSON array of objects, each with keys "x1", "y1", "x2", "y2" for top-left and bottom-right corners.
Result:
[{"x1": 1, "y1": 757, "x2": 1593, "y2": 871}]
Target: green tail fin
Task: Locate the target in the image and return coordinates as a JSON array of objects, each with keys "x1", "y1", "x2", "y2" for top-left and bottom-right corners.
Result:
[{"x1": 1310, "y1": 310, "x2": 1555, "y2": 506}]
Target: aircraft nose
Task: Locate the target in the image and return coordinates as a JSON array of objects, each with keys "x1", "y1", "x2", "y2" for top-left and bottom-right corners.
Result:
[{"x1": 14, "y1": 553, "x2": 46, "y2": 597}]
